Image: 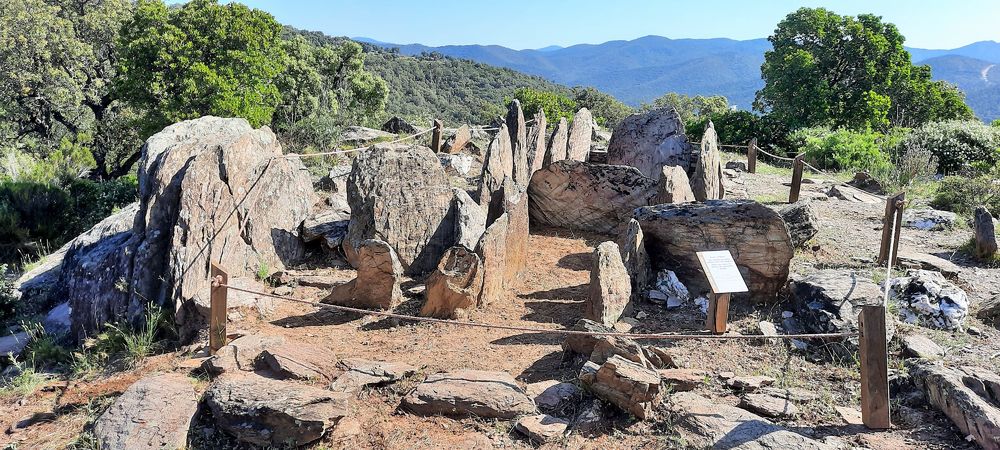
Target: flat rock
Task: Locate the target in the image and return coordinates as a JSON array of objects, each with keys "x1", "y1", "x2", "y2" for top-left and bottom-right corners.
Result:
[
  {"x1": 402, "y1": 370, "x2": 535, "y2": 419},
  {"x1": 340, "y1": 125, "x2": 394, "y2": 145},
  {"x1": 527, "y1": 380, "x2": 581, "y2": 412},
  {"x1": 690, "y1": 121, "x2": 724, "y2": 201},
  {"x1": 421, "y1": 246, "x2": 484, "y2": 319},
  {"x1": 205, "y1": 373, "x2": 350, "y2": 447},
  {"x1": 658, "y1": 369, "x2": 708, "y2": 392},
  {"x1": 779, "y1": 201, "x2": 819, "y2": 248},
  {"x1": 202, "y1": 334, "x2": 286, "y2": 376},
  {"x1": 93, "y1": 373, "x2": 200, "y2": 450},
  {"x1": 329, "y1": 358, "x2": 417, "y2": 393},
  {"x1": 978, "y1": 294, "x2": 1000, "y2": 324},
  {"x1": 652, "y1": 165, "x2": 696, "y2": 204},
  {"x1": 260, "y1": 343, "x2": 338, "y2": 381},
  {"x1": 579, "y1": 355, "x2": 662, "y2": 419},
  {"x1": 911, "y1": 363, "x2": 1000, "y2": 450},
  {"x1": 566, "y1": 108, "x2": 593, "y2": 161},
  {"x1": 760, "y1": 387, "x2": 820, "y2": 402},
  {"x1": 607, "y1": 107, "x2": 692, "y2": 178},
  {"x1": 587, "y1": 241, "x2": 632, "y2": 327},
  {"x1": 903, "y1": 208, "x2": 957, "y2": 231},
  {"x1": 900, "y1": 334, "x2": 945, "y2": 359},
  {"x1": 515, "y1": 414, "x2": 568, "y2": 444},
  {"x1": 896, "y1": 250, "x2": 961, "y2": 278},
  {"x1": 726, "y1": 375, "x2": 775, "y2": 392},
  {"x1": 827, "y1": 184, "x2": 881, "y2": 203},
  {"x1": 739, "y1": 393, "x2": 799, "y2": 418},
  {"x1": 528, "y1": 160, "x2": 656, "y2": 234}
]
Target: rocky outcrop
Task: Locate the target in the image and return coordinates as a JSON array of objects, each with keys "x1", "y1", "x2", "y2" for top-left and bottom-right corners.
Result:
[
  {"x1": 690, "y1": 122, "x2": 724, "y2": 201},
  {"x1": 421, "y1": 246, "x2": 484, "y2": 318},
  {"x1": 567, "y1": 108, "x2": 593, "y2": 161},
  {"x1": 478, "y1": 124, "x2": 513, "y2": 208},
  {"x1": 606, "y1": 108, "x2": 692, "y2": 179},
  {"x1": 526, "y1": 111, "x2": 547, "y2": 175},
  {"x1": 476, "y1": 213, "x2": 509, "y2": 305},
  {"x1": 528, "y1": 160, "x2": 657, "y2": 234},
  {"x1": 323, "y1": 239, "x2": 403, "y2": 310},
  {"x1": 205, "y1": 373, "x2": 350, "y2": 447},
  {"x1": 93, "y1": 373, "x2": 200, "y2": 450},
  {"x1": 452, "y1": 188, "x2": 486, "y2": 251},
  {"x1": 887, "y1": 269, "x2": 968, "y2": 330},
  {"x1": 617, "y1": 219, "x2": 651, "y2": 301},
  {"x1": 579, "y1": 355, "x2": 662, "y2": 419},
  {"x1": 545, "y1": 118, "x2": 569, "y2": 166},
  {"x1": 345, "y1": 144, "x2": 455, "y2": 275},
  {"x1": 402, "y1": 370, "x2": 536, "y2": 419},
  {"x1": 911, "y1": 363, "x2": 1000, "y2": 450},
  {"x1": 381, "y1": 116, "x2": 417, "y2": 134},
  {"x1": 974, "y1": 206, "x2": 998, "y2": 258},
  {"x1": 507, "y1": 100, "x2": 529, "y2": 186},
  {"x1": 634, "y1": 200, "x2": 793, "y2": 301},
  {"x1": 779, "y1": 201, "x2": 819, "y2": 248},
  {"x1": 587, "y1": 242, "x2": 632, "y2": 326},
  {"x1": 652, "y1": 165, "x2": 695, "y2": 204}
]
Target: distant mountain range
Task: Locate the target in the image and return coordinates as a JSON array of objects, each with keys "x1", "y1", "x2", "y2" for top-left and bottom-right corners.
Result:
[{"x1": 357, "y1": 35, "x2": 1000, "y2": 122}]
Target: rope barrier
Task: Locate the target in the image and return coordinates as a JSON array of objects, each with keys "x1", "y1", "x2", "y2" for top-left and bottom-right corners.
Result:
[
  {"x1": 756, "y1": 146, "x2": 797, "y2": 162},
  {"x1": 218, "y1": 282, "x2": 859, "y2": 341}
]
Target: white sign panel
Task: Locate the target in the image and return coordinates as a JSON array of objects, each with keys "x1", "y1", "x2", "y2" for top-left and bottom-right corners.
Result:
[{"x1": 696, "y1": 250, "x2": 749, "y2": 294}]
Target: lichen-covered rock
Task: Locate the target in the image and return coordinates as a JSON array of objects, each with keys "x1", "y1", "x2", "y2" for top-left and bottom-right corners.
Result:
[
  {"x1": 652, "y1": 165, "x2": 695, "y2": 204},
  {"x1": 528, "y1": 160, "x2": 657, "y2": 234},
  {"x1": 260, "y1": 343, "x2": 339, "y2": 381},
  {"x1": 544, "y1": 118, "x2": 569, "y2": 166},
  {"x1": 779, "y1": 201, "x2": 819, "y2": 248},
  {"x1": 527, "y1": 111, "x2": 547, "y2": 175},
  {"x1": 617, "y1": 219, "x2": 651, "y2": 301},
  {"x1": 345, "y1": 144, "x2": 456, "y2": 275},
  {"x1": 93, "y1": 373, "x2": 200, "y2": 450},
  {"x1": 607, "y1": 107, "x2": 692, "y2": 179},
  {"x1": 887, "y1": 269, "x2": 969, "y2": 330},
  {"x1": 329, "y1": 359, "x2": 417, "y2": 393},
  {"x1": 323, "y1": 239, "x2": 403, "y2": 310},
  {"x1": 690, "y1": 121, "x2": 724, "y2": 201},
  {"x1": 421, "y1": 246, "x2": 484, "y2": 318},
  {"x1": 402, "y1": 370, "x2": 536, "y2": 419},
  {"x1": 567, "y1": 108, "x2": 593, "y2": 161},
  {"x1": 587, "y1": 242, "x2": 632, "y2": 327},
  {"x1": 634, "y1": 200, "x2": 793, "y2": 301}
]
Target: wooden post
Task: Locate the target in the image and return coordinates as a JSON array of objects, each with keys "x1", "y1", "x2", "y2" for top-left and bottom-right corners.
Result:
[
  {"x1": 859, "y1": 305, "x2": 891, "y2": 429},
  {"x1": 209, "y1": 263, "x2": 228, "y2": 354},
  {"x1": 788, "y1": 154, "x2": 804, "y2": 203},
  {"x1": 705, "y1": 292, "x2": 731, "y2": 334},
  {"x1": 747, "y1": 138, "x2": 758, "y2": 174},
  {"x1": 430, "y1": 119, "x2": 443, "y2": 153},
  {"x1": 877, "y1": 192, "x2": 906, "y2": 266}
]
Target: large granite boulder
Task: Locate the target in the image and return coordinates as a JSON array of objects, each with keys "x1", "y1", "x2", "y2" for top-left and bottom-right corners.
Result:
[
  {"x1": 634, "y1": 200, "x2": 793, "y2": 301},
  {"x1": 93, "y1": 373, "x2": 200, "y2": 450},
  {"x1": 402, "y1": 370, "x2": 536, "y2": 419},
  {"x1": 528, "y1": 160, "x2": 657, "y2": 234},
  {"x1": 567, "y1": 108, "x2": 593, "y2": 161},
  {"x1": 323, "y1": 239, "x2": 404, "y2": 310},
  {"x1": 421, "y1": 246, "x2": 484, "y2": 318},
  {"x1": 887, "y1": 269, "x2": 969, "y2": 330},
  {"x1": 587, "y1": 242, "x2": 632, "y2": 326},
  {"x1": 911, "y1": 363, "x2": 1000, "y2": 450},
  {"x1": 974, "y1": 206, "x2": 998, "y2": 258},
  {"x1": 606, "y1": 107, "x2": 692, "y2": 180},
  {"x1": 690, "y1": 121, "x2": 724, "y2": 201},
  {"x1": 544, "y1": 118, "x2": 569, "y2": 166},
  {"x1": 345, "y1": 144, "x2": 456, "y2": 275}
]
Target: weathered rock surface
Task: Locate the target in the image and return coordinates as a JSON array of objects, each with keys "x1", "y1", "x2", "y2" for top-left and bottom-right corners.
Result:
[
  {"x1": 421, "y1": 246, "x2": 484, "y2": 318},
  {"x1": 452, "y1": 188, "x2": 486, "y2": 251},
  {"x1": 658, "y1": 369, "x2": 707, "y2": 392},
  {"x1": 381, "y1": 116, "x2": 417, "y2": 134},
  {"x1": 260, "y1": 343, "x2": 338, "y2": 381},
  {"x1": 561, "y1": 319, "x2": 674, "y2": 370},
  {"x1": 566, "y1": 108, "x2": 593, "y2": 161},
  {"x1": 323, "y1": 239, "x2": 403, "y2": 309},
  {"x1": 526, "y1": 111, "x2": 547, "y2": 175},
  {"x1": 979, "y1": 294, "x2": 1000, "y2": 324},
  {"x1": 888, "y1": 269, "x2": 969, "y2": 330},
  {"x1": 587, "y1": 242, "x2": 632, "y2": 326},
  {"x1": 502, "y1": 180, "x2": 530, "y2": 281},
  {"x1": 900, "y1": 334, "x2": 945, "y2": 359},
  {"x1": 93, "y1": 373, "x2": 199, "y2": 450},
  {"x1": 544, "y1": 118, "x2": 569, "y2": 166},
  {"x1": 740, "y1": 393, "x2": 799, "y2": 418},
  {"x1": 301, "y1": 207, "x2": 351, "y2": 251},
  {"x1": 827, "y1": 184, "x2": 881, "y2": 203},
  {"x1": 652, "y1": 165, "x2": 695, "y2": 204},
  {"x1": 789, "y1": 270, "x2": 892, "y2": 358},
  {"x1": 634, "y1": 200, "x2": 793, "y2": 301},
  {"x1": 606, "y1": 108, "x2": 692, "y2": 179},
  {"x1": 726, "y1": 375, "x2": 776, "y2": 392},
  {"x1": 478, "y1": 124, "x2": 514, "y2": 208},
  {"x1": 690, "y1": 122, "x2": 724, "y2": 201},
  {"x1": 507, "y1": 100, "x2": 529, "y2": 186},
  {"x1": 527, "y1": 380, "x2": 581, "y2": 412},
  {"x1": 528, "y1": 160, "x2": 656, "y2": 234},
  {"x1": 205, "y1": 373, "x2": 350, "y2": 447},
  {"x1": 903, "y1": 208, "x2": 957, "y2": 231},
  {"x1": 0, "y1": 332, "x2": 29, "y2": 360},
  {"x1": 617, "y1": 219, "x2": 651, "y2": 300},
  {"x1": 974, "y1": 206, "x2": 998, "y2": 258},
  {"x1": 402, "y1": 370, "x2": 535, "y2": 419},
  {"x1": 780, "y1": 201, "x2": 819, "y2": 248},
  {"x1": 329, "y1": 358, "x2": 417, "y2": 393},
  {"x1": 669, "y1": 392, "x2": 834, "y2": 449},
  {"x1": 579, "y1": 355, "x2": 662, "y2": 419},
  {"x1": 444, "y1": 124, "x2": 471, "y2": 154},
  {"x1": 911, "y1": 363, "x2": 1000, "y2": 450},
  {"x1": 345, "y1": 144, "x2": 455, "y2": 275},
  {"x1": 202, "y1": 334, "x2": 286, "y2": 376},
  {"x1": 475, "y1": 213, "x2": 508, "y2": 305},
  {"x1": 437, "y1": 153, "x2": 474, "y2": 176},
  {"x1": 340, "y1": 125, "x2": 393, "y2": 145},
  {"x1": 896, "y1": 250, "x2": 961, "y2": 278},
  {"x1": 516, "y1": 414, "x2": 568, "y2": 444}
]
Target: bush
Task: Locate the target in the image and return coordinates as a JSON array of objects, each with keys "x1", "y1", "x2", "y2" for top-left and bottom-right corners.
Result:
[
  {"x1": 871, "y1": 144, "x2": 938, "y2": 193},
  {"x1": 0, "y1": 264, "x2": 14, "y2": 322},
  {"x1": 686, "y1": 110, "x2": 791, "y2": 150},
  {"x1": 790, "y1": 127, "x2": 891, "y2": 173},
  {"x1": 901, "y1": 120, "x2": 1000, "y2": 174},
  {"x1": 930, "y1": 167, "x2": 1000, "y2": 216}
]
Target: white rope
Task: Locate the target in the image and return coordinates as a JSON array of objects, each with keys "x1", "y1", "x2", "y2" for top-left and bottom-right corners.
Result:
[
  {"x1": 284, "y1": 127, "x2": 434, "y2": 158},
  {"x1": 756, "y1": 146, "x2": 797, "y2": 162}
]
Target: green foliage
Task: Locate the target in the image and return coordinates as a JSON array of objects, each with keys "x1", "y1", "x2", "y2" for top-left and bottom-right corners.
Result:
[
  {"x1": 0, "y1": 359, "x2": 47, "y2": 399},
  {"x1": 78, "y1": 303, "x2": 174, "y2": 372},
  {"x1": 0, "y1": 265, "x2": 14, "y2": 322},
  {"x1": 511, "y1": 88, "x2": 578, "y2": 124},
  {"x1": 931, "y1": 167, "x2": 1000, "y2": 216},
  {"x1": 871, "y1": 142, "x2": 938, "y2": 193},
  {"x1": 992, "y1": 119, "x2": 1000, "y2": 128},
  {"x1": 791, "y1": 127, "x2": 891, "y2": 173},
  {"x1": 571, "y1": 87, "x2": 634, "y2": 128},
  {"x1": 644, "y1": 93, "x2": 730, "y2": 125},
  {"x1": 117, "y1": 0, "x2": 288, "y2": 136},
  {"x1": 901, "y1": 120, "x2": 1000, "y2": 173},
  {"x1": 686, "y1": 110, "x2": 791, "y2": 150},
  {"x1": 756, "y1": 7, "x2": 973, "y2": 131}
]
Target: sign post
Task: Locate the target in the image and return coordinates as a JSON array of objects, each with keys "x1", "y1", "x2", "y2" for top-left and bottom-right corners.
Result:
[{"x1": 696, "y1": 250, "x2": 749, "y2": 334}]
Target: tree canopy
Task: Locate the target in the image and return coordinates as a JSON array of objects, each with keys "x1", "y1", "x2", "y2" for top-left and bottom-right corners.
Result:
[{"x1": 643, "y1": 93, "x2": 730, "y2": 125}]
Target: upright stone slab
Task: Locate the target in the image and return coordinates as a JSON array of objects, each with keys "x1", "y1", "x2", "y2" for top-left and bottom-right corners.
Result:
[
  {"x1": 690, "y1": 121, "x2": 724, "y2": 201},
  {"x1": 634, "y1": 200, "x2": 793, "y2": 301},
  {"x1": 779, "y1": 200, "x2": 819, "y2": 248},
  {"x1": 501, "y1": 179, "x2": 530, "y2": 283},
  {"x1": 588, "y1": 242, "x2": 632, "y2": 326},
  {"x1": 567, "y1": 108, "x2": 594, "y2": 161},
  {"x1": 452, "y1": 188, "x2": 486, "y2": 251},
  {"x1": 476, "y1": 213, "x2": 509, "y2": 305},
  {"x1": 607, "y1": 107, "x2": 692, "y2": 179},
  {"x1": 478, "y1": 124, "x2": 513, "y2": 208},
  {"x1": 422, "y1": 246, "x2": 485, "y2": 318},
  {"x1": 545, "y1": 118, "x2": 569, "y2": 166},
  {"x1": 527, "y1": 111, "x2": 547, "y2": 175},
  {"x1": 323, "y1": 239, "x2": 403, "y2": 310},
  {"x1": 346, "y1": 144, "x2": 455, "y2": 275},
  {"x1": 617, "y1": 219, "x2": 651, "y2": 300},
  {"x1": 974, "y1": 206, "x2": 998, "y2": 258},
  {"x1": 445, "y1": 124, "x2": 472, "y2": 154},
  {"x1": 507, "y1": 100, "x2": 529, "y2": 186},
  {"x1": 652, "y1": 165, "x2": 695, "y2": 204},
  {"x1": 528, "y1": 160, "x2": 657, "y2": 234}
]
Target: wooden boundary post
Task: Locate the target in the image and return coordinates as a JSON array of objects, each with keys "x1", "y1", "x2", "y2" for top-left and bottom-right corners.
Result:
[
  {"x1": 788, "y1": 154, "x2": 804, "y2": 203},
  {"x1": 430, "y1": 119, "x2": 443, "y2": 153},
  {"x1": 705, "y1": 292, "x2": 731, "y2": 334},
  {"x1": 859, "y1": 305, "x2": 891, "y2": 429},
  {"x1": 209, "y1": 263, "x2": 228, "y2": 354},
  {"x1": 877, "y1": 192, "x2": 906, "y2": 266},
  {"x1": 747, "y1": 138, "x2": 758, "y2": 174}
]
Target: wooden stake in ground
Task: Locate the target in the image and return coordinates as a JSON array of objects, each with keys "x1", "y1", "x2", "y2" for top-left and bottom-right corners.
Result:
[
  {"x1": 747, "y1": 138, "x2": 758, "y2": 174},
  {"x1": 430, "y1": 119, "x2": 443, "y2": 153},
  {"x1": 696, "y1": 251, "x2": 748, "y2": 334},
  {"x1": 788, "y1": 154, "x2": 804, "y2": 203},
  {"x1": 859, "y1": 305, "x2": 891, "y2": 429},
  {"x1": 209, "y1": 263, "x2": 228, "y2": 354},
  {"x1": 877, "y1": 192, "x2": 905, "y2": 266}
]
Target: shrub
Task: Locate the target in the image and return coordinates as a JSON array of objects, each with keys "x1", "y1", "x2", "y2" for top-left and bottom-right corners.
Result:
[
  {"x1": 870, "y1": 144, "x2": 938, "y2": 193},
  {"x1": 930, "y1": 167, "x2": 1000, "y2": 216},
  {"x1": 790, "y1": 127, "x2": 891, "y2": 173},
  {"x1": 901, "y1": 120, "x2": 1000, "y2": 174},
  {"x1": 0, "y1": 264, "x2": 14, "y2": 322},
  {"x1": 687, "y1": 110, "x2": 791, "y2": 150}
]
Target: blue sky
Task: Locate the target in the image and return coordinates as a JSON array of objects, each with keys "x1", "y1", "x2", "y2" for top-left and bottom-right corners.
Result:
[{"x1": 228, "y1": 0, "x2": 1000, "y2": 50}]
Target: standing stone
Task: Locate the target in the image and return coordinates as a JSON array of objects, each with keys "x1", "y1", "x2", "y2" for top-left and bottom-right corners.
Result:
[
  {"x1": 528, "y1": 160, "x2": 657, "y2": 234},
  {"x1": 690, "y1": 121, "x2": 724, "y2": 201},
  {"x1": 579, "y1": 355, "x2": 662, "y2": 420},
  {"x1": 445, "y1": 124, "x2": 472, "y2": 154},
  {"x1": 323, "y1": 239, "x2": 403, "y2": 310},
  {"x1": 544, "y1": 118, "x2": 569, "y2": 166},
  {"x1": 403, "y1": 370, "x2": 536, "y2": 419},
  {"x1": 93, "y1": 373, "x2": 200, "y2": 450},
  {"x1": 634, "y1": 200, "x2": 794, "y2": 301},
  {"x1": 421, "y1": 246, "x2": 485, "y2": 318},
  {"x1": 527, "y1": 111, "x2": 547, "y2": 175},
  {"x1": 779, "y1": 200, "x2": 819, "y2": 248},
  {"x1": 607, "y1": 107, "x2": 692, "y2": 179},
  {"x1": 476, "y1": 213, "x2": 509, "y2": 305},
  {"x1": 567, "y1": 108, "x2": 594, "y2": 161},
  {"x1": 452, "y1": 188, "x2": 486, "y2": 251},
  {"x1": 588, "y1": 242, "x2": 632, "y2": 327},
  {"x1": 345, "y1": 144, "x2": 455, "y2": 275},
  {"x1": 974, "y1": 206, "x2": 997, "y2": 258},
  {"x1": 652, "y1": 165, "x2": 696, "y2": 204},
  {"x1": 507, "y1": 100, "x2": 529, "y2": 186},
  {"x1": 478, "y1": 124, "x2": 513, "y2": 207},
  {"x1": 503, "y1": 181, "x2": 530, "y2": 282},
  {"x1": 617, "y1": 219, "x2": 651, "y2": 300}
]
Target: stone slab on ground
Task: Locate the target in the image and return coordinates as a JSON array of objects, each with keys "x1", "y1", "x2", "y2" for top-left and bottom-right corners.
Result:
[
  {"x1": 515, "y1": 414, "x2": 569, "y2": 444},
  {"x1": 579, "y1": 355, "x2": 662, "y2": 420},
  {"x1": 911, "y1": 363, "x2": 1000, "y2": 450},
  {"x1": 259, "y1": 343, "x2": 338, "y2": 381},
  {"x1": 526, "y1": 380, "x2": 581, "y2": 412},
  {"x1": 329, "y1": 358, "x2": 417, "y2": 393},
  {"x1": 896, "y1": 250, "x2": 961, "y2": 278},
  {"x1": 726, "y1": 375, "x2": 776, "y2": 392},
  {"x1": 202, "y1": 334, "x2": 286, "y2": 375},
  {"x1": 900, "y1": 334, "x2": 945, "y2": 359},
  {"x1": 402, "y1": 369, "x2": 535, "y2": 419},
  {"x1": 658, "y1": 369, "x2": 708, "y2": 392},
  {"x1": 739, "y1": 393, "x2": 799, "y2": 418},
  {"x1": 93, "y1": 373, "x2": 200, "y2": 450}
]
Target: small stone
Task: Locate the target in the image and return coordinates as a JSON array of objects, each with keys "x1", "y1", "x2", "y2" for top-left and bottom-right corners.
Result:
[
  {"x1": 726, "y1": 375, "x2": 776, "y2": 392},
  {"x1": 900, "y1": 334, "x2": 945, "y2": 359},
  {"x1": 835, "y1": 406, "x2": 864, "y2": 425},
  {"x1": 573, "y1": 399, "x2": 607, "y2": 435},
  {"x1": 718, "y1": 371, "x2": 735, "y2": 380},
  {"x1": 636, "y1": 311, "x2": 648, "y2": 320},
  {"x1": 758, "y1": 321, "x2": 778, "y2": 337},
  {"x1": 526, "y1": 381, "x2": 581, "y2": 412},
  {"x1": 515, "y1": 414, "x2": 569, "y2": 444},
  {"x1": 967, "y1": 326, "x2": 982, "y2": 336},
  {"x1": 759, "y1": 387, "x2": 820, "y2": 402},
  {"x1": 739, "y1": 393, "x2": 799, "y2": 418},
  {"x1": 272, "y1": 285, "x2": 293, "y2": 296},
  {"x1": 781, "y1": 311, "x2": 794, "y2": 319},
  {"x1": 579, "y1": 356, "x2": 662, "y2": 419}
]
